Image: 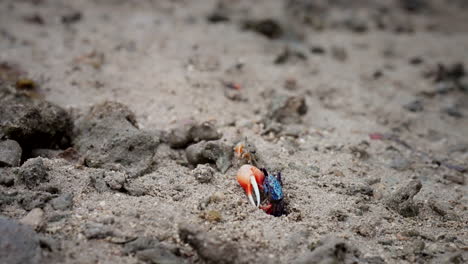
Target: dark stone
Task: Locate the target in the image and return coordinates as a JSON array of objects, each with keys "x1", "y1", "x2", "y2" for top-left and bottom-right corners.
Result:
[
  {"x1": 0, "y1": 217, "x2": 42, "y2": 264},
  {"x1": 443, "y1": 106, "x2": 463, "y2": 118},
  {"x1": 0, "y1": 140, "x2": 22, "y2": 167},
  {"x1": 363, "y1": 256, "x2": 386, "y2": 264},
  {"x1": 403, "y1": 100, "x2": 423, "y2": 112},
  {"x1": 347, "y1": 183, "x2": 373, "y2": 196},
  {"x1": 310, "y1": 46, "x2": 325, "y2": 54},
  {"x1": 385, "y1": 179, "x2": 422, "y2": 217},
  {"x1": 242, "y1": 19, "x2": 283, "y2": 39},
  {"x1": 0, "y1": 168, "x2": 15, "y2": 186},
  {"x1": 0, "y1": 99, "x2": 72, "y2": 152},
  {"x1": 61, "y1": 11, "x2": 82, "y2": 24},
  {"x1": 400, "y1": 0, "x2": 428, "y2": 13},
  {"x1": 274, "y1": 48, "x2": 308, "y2": 64},
  {"x1": 49, "y1": 193, "x2": 73, "y2": 210},
  {"x1": 16, "y1": 158, "x2": 48, "y2": 189},
  {"x1": 207, "y1": 13, "x2": 230, "y2": 24},
  {"x1": 179, "y1": 224, "x2": 239, "y2": 264},
  {"x1": 166, "y1": 120, "x2": 221, "y2": 149},
  {"x1": 74, "y1": 101, "x2": 159, "y2": 177},
  {"x1": 186, "y1": 140, "x2": 232, "y2": 173},
  {"x1": 267, "y1": 95, "x2": 307, "y2": 124},
  {"x1": 18, "y1": 191, "x2": 53, "y2": 210}
]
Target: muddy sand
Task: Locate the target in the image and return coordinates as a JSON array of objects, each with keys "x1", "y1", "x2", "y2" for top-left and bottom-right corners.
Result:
[{"x1": 1, "y1": 0, "x2": 467, "y2": 263}]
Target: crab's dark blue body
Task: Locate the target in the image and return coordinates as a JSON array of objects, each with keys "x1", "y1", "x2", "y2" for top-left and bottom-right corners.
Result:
[
  {"x1": 260, "y1": 168, "x2": 286, "y2": 217},
  {"x1": 263, "y1": 173, "x2": 283, "y2": 202}
]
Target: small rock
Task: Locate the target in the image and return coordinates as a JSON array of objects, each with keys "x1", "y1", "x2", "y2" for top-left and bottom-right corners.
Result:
[
  {"x1": 406, "y1": 239, "x2": 425, "y2": 255},
  {"x1": 403, "y1": 100, "x2": 424, "y2": 112},
  {"x1": 61, "y1": 11, "x2": 82, "y2": 24},
  {"x1": 0, "y1": 140, "x2": 22, "y2": 167},
  {"x1": 16, "y1": 158, "x2": 48, "y2": 189},
  {"x1": 186, "y1": 140, "x2": 233, "y2": 173},
  {"x1": 0, "y1": 217, "x2": 42, "y2": 264},
  {"x1": 166, "y1": 122, "x2": 194, "y2": 148},
  {"x1": 363, "y1": 256, "x2": 386, "y2": 264},
  {"x1": 18, "y1": 191, "x2": 53, "y2": 210},
  {"x1": 310, "y1": 46, "x2": 326, "y2": 54},
  {"x1": 123, "y1": 237, "x2": 159, "y2": 254},
  {"x1": 104, "y1": 171, "x2": 127, "y2": 190},
  {"x1": 0, "y1": 168, "x2": 15, "y2": 186},
  {"x1": 274, "y1": 47, "x2": 308, "y2": 64},
  {"x1": 443, "y1": 174, "x2": 465, "y2": 185},
  {"x1": 443, "y1": 106, "x2": 463, "y2": 118},
  {"x1": 294, "y1": 236, "x2": 361, "y2": 264},
  {"x1": 136, "y1": 247, "x2": 185, "y2": 264},
  {"x1": 83, "y1": 222, "x2": 114, "y2": 239},
  {"x1": 50, "y1": 193, "x2": 73, "y2": 211},
  {"x1": 0, "y1": 99, "x2": 72, "y2": 151},
  {"x1": 347, "y1": 183, "x2": 373, "y2": 196},
  {"x1": 189, "y1": 121, "x2": 221, "y2": 143},
  {"x1": 74, "y1": 101, "x2": 158, "y2": 177},
  {"x1": 179, "y1": 224, "x2": 239, "y2": 264},
  {"x1": 389, "y1": 156, "x2": 411, "y2": 171},
  {"x1": 437, "y1": 251, "x2": 465, "y2": 264},
  {"x1": 242, "y1": 19, "x2": 283, "y2": 39},
  {"x1": 123, "y1": 180, "x2": 148, "y2": 196},
  {"x1": 20, "y1": 208, "x2": 44, "y2": 230},
  {"x1": 166, "y1": 120, "x2": 221, "y2": 148},
  {"x1": 385, "y1": 179, "x2": 422, "y2": 217},
  {"x1": 192, "y1": 164, "x2": 215, "y2": 183},
  {"x1": 267, "y1": 95, "x2": 307, "y2": 124}
]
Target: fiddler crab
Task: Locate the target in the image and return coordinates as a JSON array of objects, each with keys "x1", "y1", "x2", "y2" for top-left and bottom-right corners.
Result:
[{"x1": 236, "y1": 164, "x2": 286, "y2": 217}]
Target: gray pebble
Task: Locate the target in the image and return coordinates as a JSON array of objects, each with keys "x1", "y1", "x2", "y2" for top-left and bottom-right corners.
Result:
[
  {"x1": 267, "y1": 95, "x2": 308, "y2": 124},
  {"x1": 166, "y1": 121, "x2": 221, "y2": 148},
  {"x1": 0, "y1": 140, "x2": 22, "y2": 167},
  {"x1": 16, "y1": 158, "x2": 48, "y2": 189},
  {"x1": 0, "y1": 217, "x2": 42, "y2": 264},
  {"x1": 50, "y1": 193, "x2": 73, "y2": 211},
  {"x1": 104, "y1": 171, "x2": 127, "y2": 190},
  {"x1": 403, "y1": 100, "x2": 423, "y2": 112},
  {"x1": 74, "y1": 101, "x2": 158, "y2": 177},
  {"x1": 186, "y1": 140, "x2": 232, "y2": 173},
  {"x1": 166, "y1": 123, "x2": 193, "y2": 148},
  {"x1": 389, "y1": 156, "x2": 411, "y2": 171},
  {"x1": 18, "y1": 191, "x2": 53, "y2": 210},
  {"x1": 443, "y1": 106, "x2": 463, "y2": 118},
  {"x1": 0, "y1": 99, "x2": 72, "y2": 150},
  {"x1": 385, "y1": 179, "x2": 422, "y2": 217},
  {"x1": 192, "y1": 164, "x2": 215, "y2": 183},
  {"x1": 20, "y1": 208, "x2": 44, "y2": 230},
  {"x1": 123, "y1": 237, "x2": 159, "y2": 254},
  {"x1": 0, "y1": 168, "x2": 15, "y2": 186}
]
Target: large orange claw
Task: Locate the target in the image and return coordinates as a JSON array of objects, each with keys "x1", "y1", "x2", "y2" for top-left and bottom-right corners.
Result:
[{"x1": 237, "y1": 165, "x2": 265, "y2": 207}]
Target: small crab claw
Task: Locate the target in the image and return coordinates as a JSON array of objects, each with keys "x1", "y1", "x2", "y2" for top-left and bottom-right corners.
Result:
[{"x1": 237, "y1": 165, "x2": 264, "y2": 207}]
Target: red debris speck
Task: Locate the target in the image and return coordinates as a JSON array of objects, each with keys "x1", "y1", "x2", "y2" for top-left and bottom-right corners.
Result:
[{"x1": 369, "y1": 133, "x2": 384, "y2": 140}]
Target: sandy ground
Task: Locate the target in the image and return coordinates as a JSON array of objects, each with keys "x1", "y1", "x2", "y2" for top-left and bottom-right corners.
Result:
[{"x1": 1, "y1": 0, "x2": 467, "y2": 263}]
